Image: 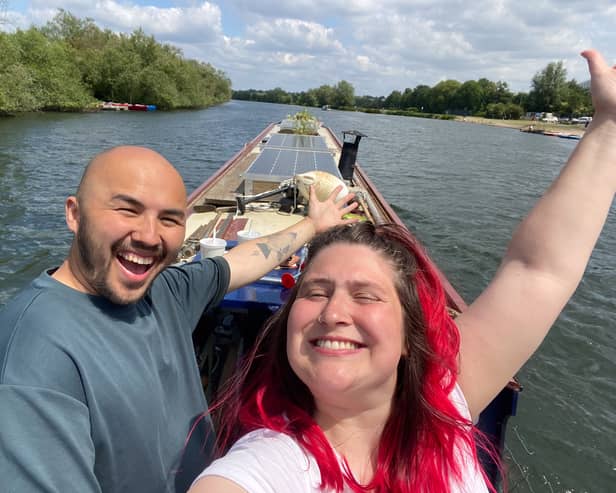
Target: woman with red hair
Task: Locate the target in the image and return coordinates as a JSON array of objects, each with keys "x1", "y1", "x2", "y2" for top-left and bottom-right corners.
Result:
[{"x1": 189, "y1": 49, "x2": 616, "y2": 493}]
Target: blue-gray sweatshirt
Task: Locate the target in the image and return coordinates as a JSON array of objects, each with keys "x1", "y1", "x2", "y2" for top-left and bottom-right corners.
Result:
[{"x1": 0, "y1": 257, "x2": 230, "y2": 492}]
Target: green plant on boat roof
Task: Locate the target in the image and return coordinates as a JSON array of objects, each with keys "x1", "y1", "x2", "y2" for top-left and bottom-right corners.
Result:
[{"x1": 287, "y1": 109, "x2": 319, "y2": 135}]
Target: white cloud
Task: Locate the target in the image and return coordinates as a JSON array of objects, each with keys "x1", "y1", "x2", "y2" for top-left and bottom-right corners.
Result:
[
  {"x1": 245, "y1": 18, "x2": 343, "y2": 54},
  {"x1": 222, "y1": 0, "x2": 379, "y2": 21},
  {"x1": 25, "y1": 1, "x2": 223, "y2": 43}
]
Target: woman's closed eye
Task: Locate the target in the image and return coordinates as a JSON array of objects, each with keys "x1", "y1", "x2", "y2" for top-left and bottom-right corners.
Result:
[
  {"x1": 298, "y1": 280, "x2": 331, "y2": 299},
  {"x1": 353, "y1": 292, "x2": 381, "y2": 303},
  {"x1": 304, "y1": 289, "x2": 329, "y2": 299}
]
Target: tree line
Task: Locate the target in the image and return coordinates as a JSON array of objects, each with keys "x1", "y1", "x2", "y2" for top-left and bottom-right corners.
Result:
[
  {"x1": 234, "y1": 61, "x2": 592, "y2": 120},
  {"x1": 0, "y1": 10, "x2": 232, "y2": 114}
]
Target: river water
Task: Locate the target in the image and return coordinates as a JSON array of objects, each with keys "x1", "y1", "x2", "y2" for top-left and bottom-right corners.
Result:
[{"x1": 1, "y1": 101, "x2": 614, "y2": 491}]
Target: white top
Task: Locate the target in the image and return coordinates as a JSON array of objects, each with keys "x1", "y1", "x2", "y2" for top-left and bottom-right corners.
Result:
[{"x1": 193, "y1": 385, "x2": 488, "y2": 492}]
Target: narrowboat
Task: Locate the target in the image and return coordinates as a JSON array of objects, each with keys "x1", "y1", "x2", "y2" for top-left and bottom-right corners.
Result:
[{"x1": 177, "y1": 112, "x2": 520, "y2": 487}]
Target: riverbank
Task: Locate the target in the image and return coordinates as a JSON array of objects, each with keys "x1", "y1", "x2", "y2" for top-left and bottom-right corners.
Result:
[{"x1": 454, "y1": 115, "x2": 586, "y2": 136}]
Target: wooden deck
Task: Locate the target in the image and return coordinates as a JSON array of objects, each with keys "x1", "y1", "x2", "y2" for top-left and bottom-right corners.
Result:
[
  {"x1": 189, "y1": 125, "x2": 342, "y2": 208},
  {"x1": 192, "y1": 148, "x2": 262, "y2": 206}
]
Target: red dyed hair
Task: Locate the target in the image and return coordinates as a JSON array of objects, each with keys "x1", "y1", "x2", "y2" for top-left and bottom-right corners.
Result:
[{"x1": 211, "y1": 222, "x2": 497, "y2": 492}]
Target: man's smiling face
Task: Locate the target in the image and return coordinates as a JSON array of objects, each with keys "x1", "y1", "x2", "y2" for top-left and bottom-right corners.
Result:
[{"x1": 66, "y1": 146, "x2": 187, "y2": 304}]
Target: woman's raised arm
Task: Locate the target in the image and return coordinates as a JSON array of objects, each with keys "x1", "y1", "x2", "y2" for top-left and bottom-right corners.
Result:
[{"x1": 456, "y1": 50, "x2": 616, "y2": 418}]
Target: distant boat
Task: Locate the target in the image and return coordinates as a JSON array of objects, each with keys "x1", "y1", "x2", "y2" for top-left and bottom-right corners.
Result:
[
  {"x1": 100, "y1": 102, "x2": 157, "y2": 111},
  {"x1": 128, "y1": 104, "x2": 157, "y2": 112},
  {"x1": 101, "y1": 102, "x2": 129, "y2": 111},
  {"x1": 321, "y1": 105, "x2": 331, "y2": 111},
  {"x1": 520, "y1": 126, "x2": 582, "y2": 140}
]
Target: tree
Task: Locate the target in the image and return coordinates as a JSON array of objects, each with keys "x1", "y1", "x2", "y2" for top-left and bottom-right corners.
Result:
[
  {"x1": 453, "y1": 80, "x2": 483, "y2": 115},
  {"x1": 384, "y1": 90, "x2": 402, "y2": 109},
  {"x1": 409, "y1": 85, "x2": 432, "y2": 112},
  {"x1": 354, "y1": 94, "x2": 384, "y2": 109},
  {"x1": 314, "y1": 85, "x2": 335, "y2": 107},
  {"x1": 431, "y1": 80, "x2": 461, "y2": 114},
  {"x1": 0, "y1": 33, "x2": 39, "y2": 112},
  {"x1": 267, "y1": 87, "x2": 292, "y2": 104},
  {"x1": 512, "y1": 91, "x2": 529, "y2": 111},
  {"x1": 1, "y1": 11, "x2": 231, "y2": 112},
  {"x1": 333, "y1": 80, "x2": 354, "y2": 108},
  {"x1": 400, "y1": 88, "x2": 414, "y2": 110},
  {"x1": 504, "y1": 103, "x2": 524, "y2": 120},
  {"x1": 494, "y1": 81, "x2": 513, "y2": 104},
  {"x1": 13, "y1": 27, "x2": 93, "y2": 110},
  {"x1": 529, "y1": 61, "x2": 567, "y2": 112},
  {"x1": 296, "y1": 91, "x2": 318, "y2": 107},
  {"x1": 559, "y1": 79, "x2": 592, "y2": 116}
]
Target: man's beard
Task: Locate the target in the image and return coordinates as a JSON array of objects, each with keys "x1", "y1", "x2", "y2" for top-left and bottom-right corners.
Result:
[{"x1": 76, "y1": 214, "x2": 160, "y2": 305}]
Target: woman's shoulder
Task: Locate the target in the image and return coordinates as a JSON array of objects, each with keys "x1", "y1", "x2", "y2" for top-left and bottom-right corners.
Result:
[
  {"x1": 232, "y1": 428, "x2": 319, "y2": 472},
  {"x1": 448, "y1": 385, "x2": 490, "y2": 493},
  {"x1": 194, "y1": 429, "x2": 323, "y2": 492},
  {"x1": 449, "y1": 383, "x2": 472, "y2": 420}
]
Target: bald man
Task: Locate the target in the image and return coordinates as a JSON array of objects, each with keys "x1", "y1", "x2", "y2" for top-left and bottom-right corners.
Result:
[{"x1": 0, "y1": 146, "x2": 357, "y2": 493}]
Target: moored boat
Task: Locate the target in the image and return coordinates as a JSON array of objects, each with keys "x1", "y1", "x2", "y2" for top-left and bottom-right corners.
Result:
[
  {"x1": 101, "y1": 101, "x2": 129, "y2": 111},
  {"x1": 558, "y1": 133, "x2": 582, "y2": 140},
  {"x1": 100, "y1": 102, "x2": 157, "y2": 111},
  {"x1": 520, "y1": 125, "x2": 583, "y2": 140},
  {"x1": 128, "y1": 103, "x2": 157, "y2": 111},
  {"x1": 179, "y1": 112, "x2": 520, "y2": 487}
]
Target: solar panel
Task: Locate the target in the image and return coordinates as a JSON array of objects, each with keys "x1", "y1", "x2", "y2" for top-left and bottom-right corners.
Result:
[
  {"x1": 264, "y1": 134, "x2": 328, "y2": 151},
  {"x1": 245, "y1": 148, "x2": 341, "y2": 183}
]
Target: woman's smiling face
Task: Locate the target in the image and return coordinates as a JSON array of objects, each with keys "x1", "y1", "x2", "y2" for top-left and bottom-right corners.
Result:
[{"x1": 286, "y1": 242, "x2": 406, "y2": 409}]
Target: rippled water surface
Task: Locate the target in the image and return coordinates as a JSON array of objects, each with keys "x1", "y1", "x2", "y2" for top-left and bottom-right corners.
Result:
[{"x1": 1, "y1": 101, "x2": 614, "y2": 491}]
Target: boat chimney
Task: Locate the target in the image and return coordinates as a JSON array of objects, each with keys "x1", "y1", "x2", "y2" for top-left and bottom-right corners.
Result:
[{"x1": 338, "y1": 130, "x2": 366, "y2": 180}]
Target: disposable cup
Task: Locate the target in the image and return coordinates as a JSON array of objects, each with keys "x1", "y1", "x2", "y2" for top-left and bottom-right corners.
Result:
[
  {"x1": 236, "y1": 230, "x2": 261, "y2": 244},
  {"x1": 200, "y1": 237, "x2": 227, "y2": 257}
]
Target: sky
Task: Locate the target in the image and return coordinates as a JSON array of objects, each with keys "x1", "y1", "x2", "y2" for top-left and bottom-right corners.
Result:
[{"x1": 2, "y1": 0, "x2": 615, "y2": 96}]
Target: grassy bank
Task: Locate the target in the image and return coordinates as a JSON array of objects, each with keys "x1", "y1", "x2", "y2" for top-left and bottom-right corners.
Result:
[{"x1": 454, "y1": 116, "x2": 586, "y2": 135}]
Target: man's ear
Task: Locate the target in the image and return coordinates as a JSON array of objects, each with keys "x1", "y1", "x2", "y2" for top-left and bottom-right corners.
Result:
[{"x1": 65, "y1": 196, "x2": 80, "y2": 234}]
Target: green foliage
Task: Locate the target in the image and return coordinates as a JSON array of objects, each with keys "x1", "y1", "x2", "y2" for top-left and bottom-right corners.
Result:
[
  {"x1": 0, "y1": 10, "x2": 231, "y2": 114},
  {"x1": 526, "y1": 61, "x2": 592, "y2": 116},
  {"x1": 529, "y1": 61, "x2": 567, "y2": 112},
  {"x1": 379, "y1": 108, "x2": 455, "y2": 120},
  {"x1": 484, "y1": 102, "x2": 524, "y2": 119},
  {"x1": 0, "y1": 33, "x2": 36, "y2": 112},
  {"x1": 333, "y1": 80, "x2": 354, "y2": 107},
  {"x1": 296, "y1": 91, "x2": 318, "y2": 107},
  {"x1": 4, "y1": 27, "x2": 94, "y2": 111},
  {"x1": 561, "y1": 79, "x2": 592, "y2": 116},
  {"x1": 384, "y1": 90, "x2": 402, "y2": 109},
  {"x1": 231, "y1": 52, "x2": 591, "y2": 121},
  {"x1": 354, "y1": 95, "x2": 385, "y2": 109},
  {"x1": 407, "y1": 85, "x2": 433, "y2": 112},
  {"x1": 453, "y1": 80, "x2": 483, "y2": 114},
  {"x1": 233, "y1": 80, "x2": 356, "y2": 110},
  {"x1": 430, "y1": 80, "x2": 462, "y2": 114},
  {"x1": 286, "y1": 109, "x2": 319, "y2": 134}
]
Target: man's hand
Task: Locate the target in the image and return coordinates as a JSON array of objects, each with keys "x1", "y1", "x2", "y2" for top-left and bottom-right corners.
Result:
[{"x1": 307, "y1": 184, "x2": 359, "y2": 234}]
